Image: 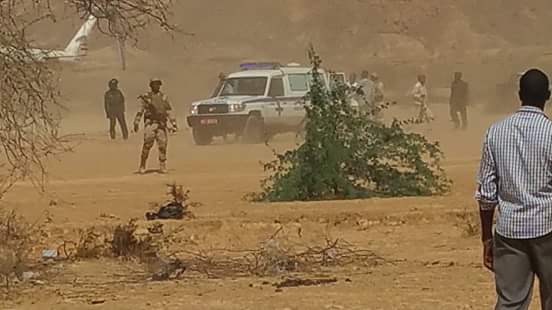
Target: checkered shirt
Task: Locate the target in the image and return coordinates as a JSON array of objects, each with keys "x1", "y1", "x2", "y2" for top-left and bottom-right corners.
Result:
[{"x1": 476, "y1": 105, "x2": 552, "y2": 239}]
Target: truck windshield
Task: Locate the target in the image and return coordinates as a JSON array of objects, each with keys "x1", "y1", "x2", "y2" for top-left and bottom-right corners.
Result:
[{"x1": 219, "y1": 77, "x2": 267, "y2": 96}]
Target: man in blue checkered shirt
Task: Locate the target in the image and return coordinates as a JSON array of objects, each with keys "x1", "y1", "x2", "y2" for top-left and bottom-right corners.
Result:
[{"x1": 476, "y1": 69, "x2": 552, "y2": 309}]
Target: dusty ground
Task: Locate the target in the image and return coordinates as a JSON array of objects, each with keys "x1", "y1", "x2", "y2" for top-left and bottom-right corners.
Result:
[
  {"x1": 0, "y1": 103, "x2": 545, "y2": 310},
  {"x1": 4, "y1": 1, "x2": 552, "y2": 309}
]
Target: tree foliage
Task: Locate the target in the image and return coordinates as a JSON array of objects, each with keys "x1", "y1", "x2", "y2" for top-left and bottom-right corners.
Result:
[
  {"x1": 253, "y1": 47, "x2": 451, "y2": 202},
  {"x1": 0, "y1": 0, "x2": 176, "y2": 197}
]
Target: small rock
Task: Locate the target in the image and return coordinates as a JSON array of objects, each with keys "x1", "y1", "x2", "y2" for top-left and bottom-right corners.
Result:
[
  {"x1": 99, "y1": 213, "x2": 119, "y2": 220},
  {"x1": 89, "y1": 298, "x2": 105, "y2": 305},
  {"x1": 356, "y1": 219, "x2": 370, "y2": 231},
  {"x1": 134, "y1": 227, "x2": 150, "y2": 236},
  {"x1": 22, "y1": 271, "x2": 40, "y2": 280}
]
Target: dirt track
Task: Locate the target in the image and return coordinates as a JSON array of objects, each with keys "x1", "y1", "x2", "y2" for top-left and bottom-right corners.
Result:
[
  {"x1": 5, "y1": 1, "x2": 552, "y2": 308},
  {"x1": 1, "y1": 102, "x2": 545, "y2": 309}
]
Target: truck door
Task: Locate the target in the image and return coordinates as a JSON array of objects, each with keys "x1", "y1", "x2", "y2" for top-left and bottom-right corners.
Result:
[
  {"x1": 266, "y1": 76, "x2": 286, "y2": 126},
  {"x1": 285, "y1": 73, "x2": 309, "y2": 129}
]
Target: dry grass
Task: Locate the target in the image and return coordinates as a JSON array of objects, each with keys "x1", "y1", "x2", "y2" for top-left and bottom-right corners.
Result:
[
  {"x1": 0, "y1": 210, "x2": 45, "y2": 294},
  {"x1": 454, "y1": 209, "x2": 479, "y2": 237}
]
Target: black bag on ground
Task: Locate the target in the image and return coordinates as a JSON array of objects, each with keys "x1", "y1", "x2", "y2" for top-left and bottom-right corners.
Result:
[{"x1": 146, "y1": 201, "x2": 185, "y2": 220}]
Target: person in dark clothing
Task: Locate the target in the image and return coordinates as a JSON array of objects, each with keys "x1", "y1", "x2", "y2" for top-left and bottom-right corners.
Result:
[
  {"x1": 449, "y1": 72, "x2": 469, "y2": 130},
  {"x1": 104, "y1": 78, "x2": 129, "y2": 140},
  {"x1": 210, "y1": 72, "x2": 226, "y2": 98}
]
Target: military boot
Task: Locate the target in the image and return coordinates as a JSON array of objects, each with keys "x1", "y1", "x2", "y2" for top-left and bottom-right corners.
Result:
[
  {"x1": 138, "y1": 158, "x2": 147, "y2": 174},
  {"x1": 159, "y1": 162, "x2": 168, "y2": 174}
]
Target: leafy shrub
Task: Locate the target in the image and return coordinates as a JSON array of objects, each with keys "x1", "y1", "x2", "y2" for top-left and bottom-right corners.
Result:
[{"x1": 252, "y1": 46, "x2": 451, "y2": 202}]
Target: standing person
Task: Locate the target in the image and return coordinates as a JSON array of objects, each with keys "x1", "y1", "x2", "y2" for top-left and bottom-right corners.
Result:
[
  {"x1": 133, "y1": 78, "x2": 177, "y2": 174},
  {"x1": 371, "y1": 72, "x2": 384, "y2": 103},
  {"x1": 371, "y1": 72, "x2": 385, "y2": 120},
  {"x1": 449, "y1": 72, "x2": 469, "y2": 130},
  {"x1": 349, "y1": 72, "x2": 357, "y2": 87},
  {"x1": 211, "y1": 72, "x2": 226, "y2": 98},
  {"x1": 476, "y1": 69, "x2": 552, "y2": 309},
  {"x1": 410, "y1": 74, "x2": 433, "y2": 123},
  {"x1": 354, "y1": 70, "x2": 376, "y2": 115},
  {"x1": 104, "y1": 78, "x2": 128, "y2": 140}
]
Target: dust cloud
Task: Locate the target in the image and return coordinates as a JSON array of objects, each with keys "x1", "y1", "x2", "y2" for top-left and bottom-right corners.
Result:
[{"x1": 3, "y1": 1, "x2": 551, "y2": 309}]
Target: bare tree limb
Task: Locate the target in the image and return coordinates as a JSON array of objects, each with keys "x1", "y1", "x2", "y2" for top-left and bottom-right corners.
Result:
[{"x1": 0, "y1": 0, "x2": 178, "y2": 197}]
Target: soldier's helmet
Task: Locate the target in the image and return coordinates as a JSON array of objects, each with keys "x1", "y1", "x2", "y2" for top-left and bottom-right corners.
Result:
[
  {"x1": 109, "y1": 78, "x2": 118, "y2": 86},
  {"x1": 149, "y1": 77, "x2": 162, "y2": 87},
  {"x1": 361, "y1": 70, "x2": 370, "y2": 79}
]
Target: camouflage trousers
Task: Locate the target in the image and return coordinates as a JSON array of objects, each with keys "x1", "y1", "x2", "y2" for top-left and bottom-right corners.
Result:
[{"x1": 141, "y1": 123, "x2": 168, "y2": 165}]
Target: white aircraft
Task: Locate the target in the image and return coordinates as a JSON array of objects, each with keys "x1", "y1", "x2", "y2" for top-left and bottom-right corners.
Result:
[{"x1": 1, "y1": 14, "x2": 97, "y2": 62}]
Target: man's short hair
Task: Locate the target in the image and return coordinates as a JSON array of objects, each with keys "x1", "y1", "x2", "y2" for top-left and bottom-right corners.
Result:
[{"x1": 519, "y1": 69, "x2": 550, "y2": 103}]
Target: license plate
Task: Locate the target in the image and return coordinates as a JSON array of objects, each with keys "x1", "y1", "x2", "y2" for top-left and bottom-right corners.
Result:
[{"x1": 200, "y1": 118, "x2": 218, "y2": 125}]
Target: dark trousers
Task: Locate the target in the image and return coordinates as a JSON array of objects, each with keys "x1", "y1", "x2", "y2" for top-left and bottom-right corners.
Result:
[
  {"x1": 109, "y1": 114, "x2": 128, "y2": 140},
  {"x1": 494, "y1": 231, "x2": 552, "y2": 310},
  {"x1": 450, "y1": 104, "x2": 467, "y2": 129}
]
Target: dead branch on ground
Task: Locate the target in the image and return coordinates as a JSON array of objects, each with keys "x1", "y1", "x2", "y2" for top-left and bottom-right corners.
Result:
[
  {"x1": 179, "y1": 237, "x2": 384, "y2": 278},
  {"x1": 274, "y1": 277, "x2": 338, "y2": 289}
]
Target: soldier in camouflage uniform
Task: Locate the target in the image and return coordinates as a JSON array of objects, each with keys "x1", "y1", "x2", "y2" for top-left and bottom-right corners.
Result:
[{"x1": 133, "y1": 78, "x2": 177, "y2": 174}]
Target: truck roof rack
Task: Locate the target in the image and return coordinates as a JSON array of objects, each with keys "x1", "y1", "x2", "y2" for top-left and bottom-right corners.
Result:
[{"x1": 239, "y1": 62, "x2": 281, "y2": 70}]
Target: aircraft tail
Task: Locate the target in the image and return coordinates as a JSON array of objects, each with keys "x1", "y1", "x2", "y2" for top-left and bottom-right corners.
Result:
[{"x1": 64, "y1": 15, "x2": 97, "y2": 57}]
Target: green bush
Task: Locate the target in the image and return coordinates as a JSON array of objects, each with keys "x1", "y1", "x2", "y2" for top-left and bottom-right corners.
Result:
[{"x1": 252, "y1": 47, "x2": 451, "y2": 202}]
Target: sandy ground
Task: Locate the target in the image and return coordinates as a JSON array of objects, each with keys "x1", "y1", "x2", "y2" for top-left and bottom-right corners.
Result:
[
  {"x1": 0, "y1": 101, "x2": 545, "y2": 310},
  {"x1": 5, "y1": 1, "x2": 552, "y2": 308}
]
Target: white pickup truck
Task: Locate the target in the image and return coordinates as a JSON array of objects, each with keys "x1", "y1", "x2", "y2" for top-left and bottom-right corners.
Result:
[{"x1": 186, "y1": 62, "x2": 343, "y2": 145}]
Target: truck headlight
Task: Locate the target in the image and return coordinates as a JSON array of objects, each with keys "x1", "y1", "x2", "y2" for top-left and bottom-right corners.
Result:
[
  {"x1": 229, "y1": 103, "x2": 245, "y2": 112},
  {"x1": 190, "y1": 105, "x2": 198, "y2": 115}
]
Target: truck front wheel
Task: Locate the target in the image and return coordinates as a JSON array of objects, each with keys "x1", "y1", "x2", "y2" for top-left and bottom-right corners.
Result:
[
  {"x1": 192, "y1": 128, "x2": 213, "y2": 145},
  {"x1": 242, "y1": 115, "x2": 265, "y2": 144}
]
